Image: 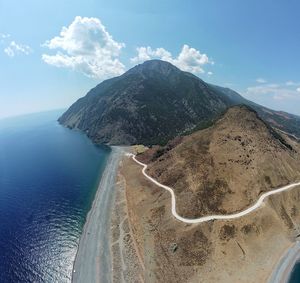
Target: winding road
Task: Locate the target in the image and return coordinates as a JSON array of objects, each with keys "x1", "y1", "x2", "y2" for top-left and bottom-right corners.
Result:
[{"x1": 127, "y1": 153, "x2": 300, "y2": 224}]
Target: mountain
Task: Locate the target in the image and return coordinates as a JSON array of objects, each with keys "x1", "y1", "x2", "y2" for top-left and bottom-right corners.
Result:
[
  {"x1": 137, "y1": 105, "x2": 300, "y2": 218},
  {"x1": 59, "y1": 60, "x2": 300, "y2": 145},
  {"x1": 120, "y1": 105, "x2": 300, "y2": 283}
]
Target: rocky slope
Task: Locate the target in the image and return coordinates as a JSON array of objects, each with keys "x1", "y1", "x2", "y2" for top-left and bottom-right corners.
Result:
[
  {"x1": 137, "y1": 105, "x2": 300, "y2": 218},
  {"x1": 117, "y1": 105, "x2": 300, "y2": 283},
  {"x1": 59, "y1": 60, "x2": 300, "y2": 146},
  {"x1": 121, "y1": 156, "x2": 300, "y2": 282}
]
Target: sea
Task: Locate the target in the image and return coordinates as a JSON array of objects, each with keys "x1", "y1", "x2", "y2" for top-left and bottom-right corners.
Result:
[
  {"x1": 0, "y1": 110, "x2": 111, "y2": 282},
  {"x1": 289, "y1": 261, "x2": 300, "y2": 283}
]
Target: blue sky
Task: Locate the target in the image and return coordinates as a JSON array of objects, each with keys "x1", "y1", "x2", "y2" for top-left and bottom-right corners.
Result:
[{"x1": 1, "y1": 0, "x2": 300, "y2": 119}]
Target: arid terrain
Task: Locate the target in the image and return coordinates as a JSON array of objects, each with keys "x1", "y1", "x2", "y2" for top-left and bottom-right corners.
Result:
[
  {"x1": 138, "y1": 106, "x2": 300, "y2": 218},
  {"x1": 110, "y1": 161, "x2": 145, "y2": 283},
  {"x1": 111, "y1": 106, "x2": 300, "y2": 282}
]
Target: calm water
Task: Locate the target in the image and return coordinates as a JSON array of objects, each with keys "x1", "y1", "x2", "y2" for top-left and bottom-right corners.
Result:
[
  {"x1": 289, "y1": 261, "x2": 300, "y2": 283},
  {"x1": 0, "y1": 110, "x2": 110, "y2": 282}
]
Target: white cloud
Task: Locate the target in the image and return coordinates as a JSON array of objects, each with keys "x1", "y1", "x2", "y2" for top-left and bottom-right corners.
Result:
[
  {"x1": 4, "y1": 41, "x2": 32, "y2": 57},
  {"x1": 286, "y1": 81, "x2": 300, "y2": 87},
  {"x1": 131, "y1": 44, "x2": 212, "y2": 74},
  {"x1": 256, "y1": 78, "x2": 266, "y2": 83},
  {"x1": 207, "y1": 71, "x2": 213, "y2": 76},
  {"x1": 286, "y1": 81, "x2": 296, "y2": 86},
  {"x1": 130, "y1": 47, "x2": 172, "y2": 64},
  {"x1": 297, "y1": 87, "x2": 300, "y2": 93},
  {"x1": 0, "y1": 33, "x2": 10, "y2": 39},
  {"x1": 245, "y1": 83, "x2": 300, "y2": 101},
  {"x1": 42, "y1": 16, "x2": 125, "y2": 79}
]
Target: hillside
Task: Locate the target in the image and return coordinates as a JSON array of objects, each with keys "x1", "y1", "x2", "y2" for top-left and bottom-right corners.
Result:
[
  {"x1": 137, "y1": 105, "x2": 300, "y2": 218},
  {"x1": 59, "y1": 60, "x2": 300, "y2": 146},
  {"x1": 113, "y1": 105, "x2": 300, "y2": 283}
]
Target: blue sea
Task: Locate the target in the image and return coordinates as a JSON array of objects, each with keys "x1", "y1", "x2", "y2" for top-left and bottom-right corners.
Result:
[
  {"x1": 289, "y1": 261, "x2": 300, "y2": 283},
  {"x1": 0, "y1": 110, "x2": 110, "y2": 282}
]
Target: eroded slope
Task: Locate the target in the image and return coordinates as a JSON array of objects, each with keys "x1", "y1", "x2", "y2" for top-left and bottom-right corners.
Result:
[{"x1": 138, "y1": 106, "x2": 300, "y2": 218}]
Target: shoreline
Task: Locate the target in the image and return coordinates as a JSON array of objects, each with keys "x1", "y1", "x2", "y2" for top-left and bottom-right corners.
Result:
[
  {"x1": 70, "y1": 145, "x2": 300, "y2": 283},
  {"x1": 72, "y1": 146, "x2": 124, "y2": 283},
  {"x1": 269, "y1": 242, "x2": 300, "y2": 283}
]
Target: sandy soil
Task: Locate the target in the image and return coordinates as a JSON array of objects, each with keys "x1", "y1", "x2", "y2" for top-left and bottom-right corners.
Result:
[
  {"x1": 110, "y1": 164, "x2": 145, "y2": 283},
  {"x1": 141, "y1": 107, "x2": 300, "y2": 219},
  {"x1": 72, "y1": 147, "x2": 124, "y2": 283},
  {"x1": 118, "y1": 154, "x2": 300, "y2": 283}
]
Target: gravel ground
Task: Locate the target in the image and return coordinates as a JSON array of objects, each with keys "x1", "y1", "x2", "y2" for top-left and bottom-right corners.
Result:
[{"x1": 72, "y1": 147, "x2": 124, "y2": 283}]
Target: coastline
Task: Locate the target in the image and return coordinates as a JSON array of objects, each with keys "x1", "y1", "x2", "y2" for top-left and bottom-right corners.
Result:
[
  {"x1": 269, "y1": 242, "x2": 300, "y2": 283},
  {"x1": 72, "y1": 146, "x2": 124, "y2": 283},
  {"x1": 70, "y1": 145, "x2": 300, "y2": 283}
]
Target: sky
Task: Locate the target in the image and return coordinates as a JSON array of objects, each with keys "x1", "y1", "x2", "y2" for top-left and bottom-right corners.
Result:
[{"x1": 1, "y1": 0, "x2": 300, "y2": 119}]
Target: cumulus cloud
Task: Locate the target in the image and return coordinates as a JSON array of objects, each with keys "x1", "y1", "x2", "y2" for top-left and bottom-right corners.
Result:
[
  {"x1": 207, "y1": 71, "x2": 213, "y2": 76},
  {"x1": 42, "y1": 16, "x2": 125, "y2": 79},
  {"x1": 0, "y1": 33, "x2": 9, "y2": 44},
  {"x1": 130, "y1": 47, "x2": 171, "y2": 64},
  {"x1": 297, "y1": 87, "x2": 300, "y2": 93},
  {"x1": 256, "y1": 78, "x2": 266, "y2": 83},
  {"x1": 4, "y1": 41, "x2": 32, "y2": 57},
  {"x1": 0, "y1": 33, "x2": 10, "y2": 39},
  {"x1": 131, "y1": 44, "x2": 212, "y2": 74}
]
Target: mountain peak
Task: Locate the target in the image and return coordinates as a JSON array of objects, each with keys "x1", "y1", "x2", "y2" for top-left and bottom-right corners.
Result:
[
  {"x1": 126, "y1": 59, "x2": 181, "y2": 77},
  {"x1": 137, "y1": 59, "x2": 178, "y2": 69},
  {"x1": 59, "y1": 60, "x2": 300, "y2": 146},
  {"x1": 216, "y1": 105, "x2": 294, "y2": 151},
  {"x1": 220, "y1": 105, "x2": 258, "y2": 122},
  {"x1": 139, "y1": 104, "x2": 299, "y2": 219},
  {"x1": 59, "y1": 60, "x2": 236, "y2": 145}
]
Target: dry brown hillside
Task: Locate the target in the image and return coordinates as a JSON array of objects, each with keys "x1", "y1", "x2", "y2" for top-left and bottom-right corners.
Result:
[{"x1": 137, "y1": 105, "x2": 300, "y2": 218}]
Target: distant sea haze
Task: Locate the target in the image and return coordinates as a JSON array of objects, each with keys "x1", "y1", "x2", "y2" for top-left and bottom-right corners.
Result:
[{"x1": 0, "y1": 110, "x2": 110, "y2": 282}]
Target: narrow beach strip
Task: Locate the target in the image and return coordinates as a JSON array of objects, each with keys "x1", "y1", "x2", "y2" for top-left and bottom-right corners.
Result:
[{"x1": 72, "y1": 147, "x2": 123, "y2": 283}]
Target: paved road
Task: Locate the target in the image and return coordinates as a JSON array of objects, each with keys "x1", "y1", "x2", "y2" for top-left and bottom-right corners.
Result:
[
  {"x1": 128, "y1": 153, "x2": 300, "y2": 224},
  {"x1": 72, "y1": 147, "x2": 123, "y2": 283}
]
